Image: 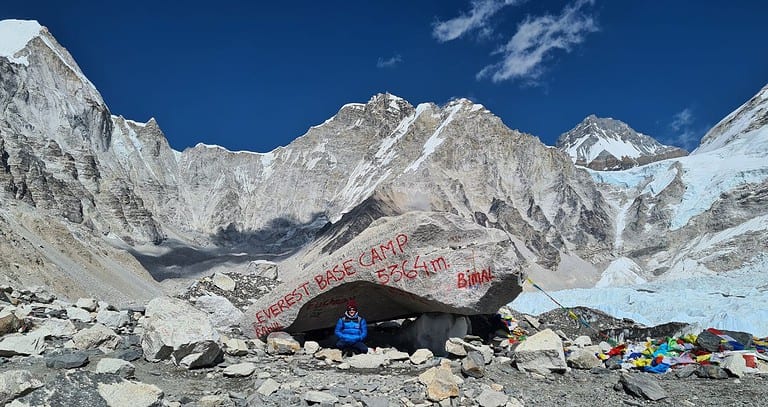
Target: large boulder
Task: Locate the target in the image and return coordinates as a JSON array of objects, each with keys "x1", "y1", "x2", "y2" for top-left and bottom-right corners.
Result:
[
  {"x1": 0, "y1": 333, "x2": 46, "y2": 356},
  {"x1": 140, "y1": 297, "x2": 222, "y2": 368},
  {"x1": 72, "y1": 324, "x2": 122, "y2": 352},
  {"x1": 513, "y1": 328, "x2": 569, "y2": 374},
  {"x1": 418, "y1": 360, "x2": 460, "y2": 402},
  {"x1": 194, "y1": 294, "x2": 243, "y2": 328},
  {"x1": 241, "y1": 212, "x2": 528, "y2": 338}
]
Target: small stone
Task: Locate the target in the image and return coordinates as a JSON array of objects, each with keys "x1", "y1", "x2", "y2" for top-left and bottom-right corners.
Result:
[
  {"x1": 410, "y1": 349, "x2": 434, "y2": 365},
  {"x1": 213, "y1": 272, "x2": 236, "y2": 291},
  {"x1": 256, "y1": 378, "x2": 280, "y2": 396},
  {"x1": 223, "y1": 362, "x2": 256, "y2": 377},
  {"x1": 303, "y1": 390, "x2": 339, "y2": 404},
  {"x1": 75, "y1": 298, "x2": 98, "y2": 312},
  {"x1": 97, "y1": 381, "x2": 163, "y2": 407},
  {"x1": 476, "y1": 389, "x2": 507, "y2": 407},
  {"x1": 95, "y1": 358, "x2": 135, "y2": 378},
  {"x1": 303, "y1": 340, "x2": 320, "y2": 355}
]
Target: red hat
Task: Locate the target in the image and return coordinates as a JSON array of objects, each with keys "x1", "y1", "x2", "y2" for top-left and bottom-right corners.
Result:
[{"x1": 346, "y1": 299, "x2": 357, "y2": 310}]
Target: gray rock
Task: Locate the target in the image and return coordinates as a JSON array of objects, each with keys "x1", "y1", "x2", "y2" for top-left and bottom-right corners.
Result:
[
  {"x1": 620, "y1": 373, "x2": 668, "y2": 401},
  {"x1": 194, "y1": 294, "x2": 243, "y2": 328},
  {"x1": 315, "y1": 348, "x2": 343, "y2": 363},
  {"x1": 213, "y1": 272, "x2": 236, "y2": 291},
  {"x1": 348, "y1": 354, "x2": 388, "y2": 369},
  {"x1": 223, "y1": 362, "x2": 256, "y2": 377},
  {"x1": 476, "y1": 389, "x2": 508, "y2": 407},
  {"x1": 604, "y1": 355, "x2": 622, "y2": 370},
  {"x1": 0, "y1": 370, "x2": 43, "y2": 405},
  {"x1": 572, "y1": 335, "x2": 592, "y2": 347},
  {"x1": 256, "y1": 378, "x2": 280, "y2": 396},
  {"x1": 29, "y1": 286, "x2": 56, "y2": 303},
  {"x1": 197, "y1": 394, "x2": 233, "y2": 406},
  {"x1": 674, "y1": 365, "x2": 698, "y2": 378},
  {"x1": 242, "y1": 217, "x2": 525, "y2": 341},
  {"x1": 265, "y1": 331, "x2": 300, "y2": 355},
  {"x1": 45, "y1": 351, "x2": 89, "y2": 369},
  {"x1": 418, "y1": 361, "x2": 459, "y2": 402},
  {"x1": 361, "y1": 395, "x2": 390, "y2": 407},
  {"x1": 513, "y1": 329, "x2": 568, "y2": 374},
  {"x1": 96, "y1": 309, "x2": 130, "y2": 329},
  {"x1": 95, "y1": 358, "x2": 135, "y2": 378},
  {"x1": 303, "y1": 340, "x2": 320, "y2": 355},
  {"x1": 384, "y1": 349, "x2": 409, "y2": 361},
  {"x1": 410, "y1": 348, "x2": 434, "y2": 365},
  {"x1": 97, "y1": 380, "x2": 164, "y2": 407},
  {"x1": 140, "y1": 297, "x2": 221, "y2": 368},
  {"x1": 461, "y1": 351, "x2": 485, "y2": 378},
  {"x1": 222, "y1": 337, "x2": 249, "y2": 356},
  {"x1": 0, "y1": 333, "x2": 46, "y2": 356},
  {"x1": 112, "y1": 348, "x2": 143, "y2": 362},
  {"x1": 303, "y1": 390, "x2": 339, "y2": 404},
  {"x1": 73, "y1": 323, "x2": 122, "y2": 352},
  {"x1": 695, "y1": 365, "x2": 729, "y2": 379},
  {"x1": 523, "y1": 315, "x2": 541, "y2": 330},
  {"x1": 445, "y1": 338, "x2": 468, "y2": 357},
  {"x1": 75, "y1": 298, "x2": 98, "y2": 312},
  {"x1": 696, "y1": 329, "x2": 752, "y2": 352},
  {"x1": 176, "y1": 340, "x2": 224, "y2": 369},
  {"x1": 566, "y1": 348, "x2": 602, "y2": 369},
  {"x1": 66, "y1": 306, "x2": 93, "y2": 322},
  {"x1": 721, "y1": 353, "x2": 747, "y2": 378},
  {"x1": 28, "y1": 317, "x2": 77, "y2": 338}
]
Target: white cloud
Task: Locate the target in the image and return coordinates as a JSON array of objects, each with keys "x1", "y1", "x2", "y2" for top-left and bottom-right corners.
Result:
[
  {"x1": 476, "y1": 0, "x2": 598, "y2": 83},
  {"x1": 670, "y1": 108, "x2": 694, "y2": 131},
  {"x1": 376, "y1": 55, "x2": 403, "y2": 68},
  {"x1": 432, "y1": 0, "x2": 525, "y2": 42},
  {"x1": 666, "y1": 108, "x2": 702, "y2": 150}
]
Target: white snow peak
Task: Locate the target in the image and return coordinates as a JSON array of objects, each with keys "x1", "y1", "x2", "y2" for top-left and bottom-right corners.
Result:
[{"x1": 0, "y1": 19, "x2": 42, "y2": 65}]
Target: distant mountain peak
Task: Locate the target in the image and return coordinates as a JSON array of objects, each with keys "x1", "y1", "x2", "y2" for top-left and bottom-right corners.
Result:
[{"x1": 557, "y1": 115, "x2": 687, "y2": 170}]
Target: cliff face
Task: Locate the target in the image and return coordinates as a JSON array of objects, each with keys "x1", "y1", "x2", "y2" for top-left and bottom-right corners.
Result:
[{"x1": 1, "y1": 20, "x2": 767, "y2": 312}]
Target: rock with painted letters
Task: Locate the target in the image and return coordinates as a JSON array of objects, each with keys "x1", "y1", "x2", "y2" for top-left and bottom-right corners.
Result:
[{"x1": 241, "y1": 212, "x2": 527, "y2": 340}]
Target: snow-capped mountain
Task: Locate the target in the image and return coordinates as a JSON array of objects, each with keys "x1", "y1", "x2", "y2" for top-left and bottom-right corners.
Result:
[
  {"x1": 1, "y1": 18, "x2": 767, "y2": 331},
  {"x1": 694, "y1": 84, "x2": 768, "y2": 154},
  {"x1": 589, "y1": 81, "x2": 768, "y2": 275},
  {"x1": 0, "y1": 20, "x2": 610, "y2": 303},
  {"x1": 557, "y1": 115, "x2": 687, "y2": 170}
]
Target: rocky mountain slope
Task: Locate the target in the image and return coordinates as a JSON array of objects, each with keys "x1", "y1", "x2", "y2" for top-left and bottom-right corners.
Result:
[
  {"x1": 557, "y1": 115, "x2": 687, "y2": 170},
  {"x1": 0, "y1": 19, "x2": 767, "y2": 325},
  {"x1": 0, "y1": 20, "x2": 609, "y2": 305}
]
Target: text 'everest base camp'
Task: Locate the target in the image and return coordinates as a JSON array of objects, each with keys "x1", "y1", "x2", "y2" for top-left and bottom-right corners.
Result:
[{"x1": 1, "y1": 18, "x2": 768, "y2": 407}]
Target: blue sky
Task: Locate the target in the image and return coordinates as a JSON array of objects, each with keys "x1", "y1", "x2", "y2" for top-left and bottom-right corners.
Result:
[{"x1": 3, "y1": 1, "x2": 767, "y2": 153}]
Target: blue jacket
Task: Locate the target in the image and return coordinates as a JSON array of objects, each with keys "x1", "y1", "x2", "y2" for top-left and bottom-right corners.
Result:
[{"x1": 335, "y1": 315, "x2": 367, "y2": 343}]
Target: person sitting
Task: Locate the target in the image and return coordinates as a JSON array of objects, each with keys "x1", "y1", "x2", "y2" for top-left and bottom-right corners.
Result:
[{"x1": 334, "y1": 300, "x2": 368, "y2": 355}]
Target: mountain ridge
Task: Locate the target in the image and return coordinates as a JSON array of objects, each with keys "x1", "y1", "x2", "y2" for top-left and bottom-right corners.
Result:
[{"x1": 1, "y1": 20, "x2": 767, "y2": 318}]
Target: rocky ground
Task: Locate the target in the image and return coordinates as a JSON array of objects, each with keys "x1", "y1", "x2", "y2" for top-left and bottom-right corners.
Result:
[{"x1": 1, "y1": 275, "x2": 767, "y2": 407}]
